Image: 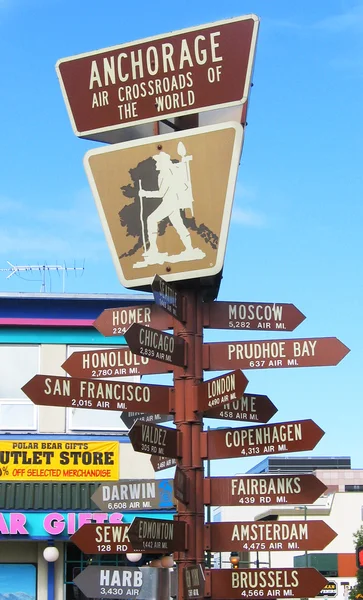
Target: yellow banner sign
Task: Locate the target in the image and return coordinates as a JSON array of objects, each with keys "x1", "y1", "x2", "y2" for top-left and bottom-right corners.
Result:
[{"x1": 0, "y1": 440, "x2": 119, "y2": 481}]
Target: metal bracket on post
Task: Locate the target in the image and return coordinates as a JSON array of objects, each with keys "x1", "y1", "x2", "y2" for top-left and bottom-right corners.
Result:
[
  {"x1": 177, "y1": 430, "x2": 183, "y2": 458},
  {"x1": 204, "y1": 523, "x2": 211, "y2": 551},
  {"x1": 169, "y1": 387, "x2": 176, "y2": 415},
  {"x1": 203, "y1": 473, "x2": 211, "y2": 505},
  {"x1": 204, "y1": 569, "x2": 211, "y2": 598},
  {"x1": 202, "y1": 343, "x2": 210, "y2": 370},
  {"x1": 199, "y1": 431, "x2": 208, "y2": 459}
]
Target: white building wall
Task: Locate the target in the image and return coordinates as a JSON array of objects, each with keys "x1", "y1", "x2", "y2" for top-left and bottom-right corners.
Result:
[{"x1": 39, "y1": 344, "x2": 66, "y2": 433}]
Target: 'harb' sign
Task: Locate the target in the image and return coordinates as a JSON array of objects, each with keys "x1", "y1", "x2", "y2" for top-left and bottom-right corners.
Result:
[
  {"x1": 93, "y1": 303, "x2": 172, "y2": 337},
  {"x1": 204, "y1": 474, "x2": 328, "y2": 506},
  {"x1": 56, "y1": 15, "x2": 259, "y2": 143},
  {"x1": 204, "y1": 393, "x2": 277, "y2": 423},
  {"x1": 206, "y1": 568, "x2": 328, "y2": 600},
  {"x1": 84, "y1": 123, "x2": 243, "y2": 288},
  {"x1": 125, "y1": 323, "x2": 186, "y2": 367},
  {"x1": 129, "y1": 420, "x2": 179, "y2": 459},
  {"x1": 91, "y1": 478, "x2": 175, "y2": 512},
  {"x1": 204, "y1": 301, "x2": 306, "y2": 331},
  {"x1": 73, "y1": 566, "x2": 169, "y2": 600},
  {"x1": 128, "y1": 517, "x2": 186, "y2": 553},
  {"x1": 205, "y1": 520, "x2": 337, "y2": 552},
  {"x1": 198, "y1": 370, "x2": 248, "y2": 412},
  {"x1": 62, "y1": 347, "x2": 173, "y2": 379},
  {"x1": 202, "y1": 419, "x2": 324, "y2": 460},
  {"x1": 22, "y1": 375, "x2": 170, "y2": 414},
  {"x1": 204, "y1": 337, "x2": 350, "y2": 370}
]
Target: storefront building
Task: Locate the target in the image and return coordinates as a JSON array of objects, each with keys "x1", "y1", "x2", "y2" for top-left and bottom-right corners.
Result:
[{"x1": 0, "y1": 293, "x2": 175, "y2": 600}]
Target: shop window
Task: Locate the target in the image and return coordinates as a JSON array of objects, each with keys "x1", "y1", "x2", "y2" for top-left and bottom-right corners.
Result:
[
  {"x1": 0, "y1": 345, "x2": 39, "y2": 431},
  {"x1": 0, "y1": 563, "x2": 37, "y2": 599},
  {"x1": 66, "y1": 346, "x2": 138, "y2": 433}
]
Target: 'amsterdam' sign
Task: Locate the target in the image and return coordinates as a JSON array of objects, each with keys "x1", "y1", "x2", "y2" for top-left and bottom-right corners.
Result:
[{"x1": 204, "y1": 520, "x2": 337, "y2": 552}]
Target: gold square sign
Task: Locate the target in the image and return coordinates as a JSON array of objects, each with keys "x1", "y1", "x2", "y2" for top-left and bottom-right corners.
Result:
[{"x1": 84, "y1": 122, "x2": 243, "y2": 288}]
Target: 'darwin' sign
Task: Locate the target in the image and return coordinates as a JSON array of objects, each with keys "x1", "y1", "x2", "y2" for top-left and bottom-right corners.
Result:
[{"x1": 0, "y1": 440, "x2": 119, "y2": 481}]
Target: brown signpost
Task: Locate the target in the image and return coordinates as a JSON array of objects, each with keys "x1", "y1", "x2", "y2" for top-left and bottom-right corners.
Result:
[
  {"x1": 70, "y1": 523, "x2": 136, "y2": 554},
  {"x1": 120, "y1": 412, "x2": 173, "y2": 429},
  {"x1": 174, "y1": 466, "x2": 189, "y2": 505},
  {"x1": 184, "y1": 564, "x2": 205, "y2": 600},
  {"x1": 128, "y1": 517, "x2": 186, "y2": 553},
  {"x1": 205, "y1": 568, "x2": 328, "y2": 599},
  {"x1": 93, "y1": 303, "x2": 173, "y2": 337},
  {"x1": 197, "y1": 370, "x2": 248, "y2": 412},
  {"x1": 152, "y1": 275, "x2": 184, "y2": 323},
  {"x1": 150, "y1": 455, "x2": 177, "y2": 472},
  {"x1": 204, "y1": 520, "x2": 337, "y2": 552},
  {"x1": 22, "y1": 374, "x2": 171, "y2": 414},
  {"x1": 204, "y1": 301, "x2": 306, "y2": 331},
  {"x1": 56, "y1": 15, "x2": 259, "y2": 143},
  {"x1": 62, "y1": 346, "x2": 173, "y2": 378},
  {"x1": 125, "y1": 323, "x2": 186, "y2": 367},
  {"x1": 204, "y1": 393, "x2": 277, "y2": 423},
  {"x1": 202, "y1": 419, "x2": 325, "y2": 460},
  {"x1": 129, "y1": 420, "x2": 179, "y2": 458},
  {"x1": 91, "y1": 478, "x2": 175, "y2": 512},
  {"x1": 204, "y1": 337, "x2": 350, "y2": 370},
  {"x1": 204, "y1": 474, "x2": 328, "y2": 506}
]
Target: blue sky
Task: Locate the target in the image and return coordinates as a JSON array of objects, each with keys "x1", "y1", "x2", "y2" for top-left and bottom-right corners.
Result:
[{"x1": 0, "y1": 1, "x2": 362, "y2": 473}]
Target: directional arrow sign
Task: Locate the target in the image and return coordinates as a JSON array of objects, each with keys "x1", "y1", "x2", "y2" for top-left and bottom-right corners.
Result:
[
  {"x1": 203, "y1": 337, "x2": 350, "y2": 370},
  {"x1": 150, "y1": 455, "x2": 177, "y2": 472},
  {"x1": 129, "y1": 420, "x2": 179, "y2": 459},
  {"x1": 125, "y1": 323, "x2": 186, "y2": 367},
  {"x1": 73, "y1": 566, "x2": 169, "y2": 600},
  {"x1": 151, "y1": 275, "x2": 184, "y2": 323},
  {"x1": 204, "y1": 474, "x2": 328, "y2": 506},
  {"x1": 91, "y1": 478, "x2": 175, "y2": 512},
  {"x1": 62, "y1": 346, "x2": 173, "y2": 378},
  {"x1": 70, "y1": 523, "x2": 135, "y2": 554},
  {"x1": 205, "y1": 520, "x2": 337, "y2": 552},
  {"x1": 204, "y1": 393, "x2": 277, "y2": 423},
  {"x1": 184, "y1": 565, "x2": 205, "y2": 600},
  {"x1": 204, "y1": 301, "x2": 306, "y2": 331},
  {"x1": 128, "y1": 517, "x2": 186, "y2": 553},
  {"x1": 202, "y1": 419, "x2": 324, "y2": 460},
  {"x1": 174, "y1": 466, "x2": 189, "y2": 504},
  {"x1": 22, "y1": 375, "x2": 171, "y2": 414},
  {"x1": 93, "y1": 303, "x2": 173, "y2": 337},
  {"x1": 206, "y1": 568, "x2": 328, "y2": 600},
  {"x1": 121, "y1": 412, "x2": 173, "y2": 429},
  {"x1": 198, "y1": 370, "x2": 248, "y2": 412}
]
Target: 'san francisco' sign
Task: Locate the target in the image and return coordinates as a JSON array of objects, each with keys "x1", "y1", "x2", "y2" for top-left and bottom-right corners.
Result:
[
  {"x1": 22, "y1": 375, "x2": 171, "y2": 415},
  {"x1": 203, "y1": 337, "x2": 350, "y2": 370},
  {"x1": 205, "y1": 520, "x2": 337, "y2": 552},
  {"x1": 204, "y1": 474, "x2": 328, "y2": 506},
  {"x1": 56, "y1": 15, "x2": 259, "y2": 143},
  {"x1": 202, "y1": 419, "x2": 324, "y2": 460}
]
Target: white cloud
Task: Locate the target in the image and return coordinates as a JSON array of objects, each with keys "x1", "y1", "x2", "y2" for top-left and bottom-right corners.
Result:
[
  {"x1": 232, "y1": 207, "x2": 266, "y2": 228},
  {"x1": 314, "y1": 2, "x2": 363, "y2": 33}
]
